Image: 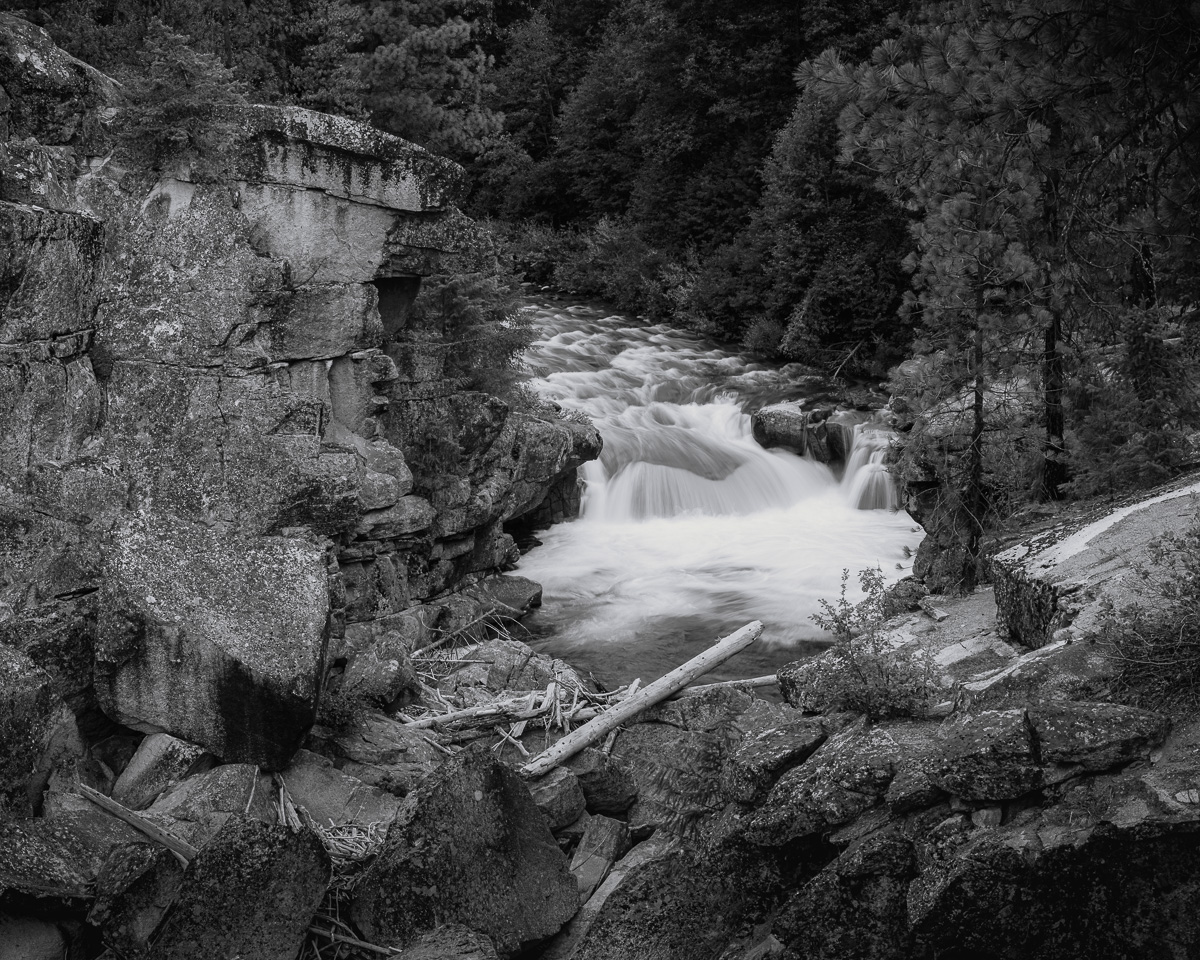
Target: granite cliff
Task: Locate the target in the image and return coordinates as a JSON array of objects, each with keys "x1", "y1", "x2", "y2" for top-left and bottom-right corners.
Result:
[{"x1": 0, "y1": 14, "x2": 597, "y2": 778}]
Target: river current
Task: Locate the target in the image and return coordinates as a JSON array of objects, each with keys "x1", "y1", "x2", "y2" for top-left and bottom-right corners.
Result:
[{"x1": 514, "y1": 300, "x2": 924, "y2": 688}]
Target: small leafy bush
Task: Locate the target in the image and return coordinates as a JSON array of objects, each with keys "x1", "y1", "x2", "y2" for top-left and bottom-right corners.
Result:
[
  {"x1": 1101, "y1": 509, "x2": 1200, "y2": 712},
  {"x1": 786, "y1": 568, "x2": 938, "y2": 721}
]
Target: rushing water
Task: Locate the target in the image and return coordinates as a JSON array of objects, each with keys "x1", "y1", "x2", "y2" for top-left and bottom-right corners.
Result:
[{"x1": 514, "y1": 300, "x2": 924, "y2": 689}]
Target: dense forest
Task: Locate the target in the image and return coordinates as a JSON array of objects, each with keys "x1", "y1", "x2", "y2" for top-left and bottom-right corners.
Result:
[{"x1": 6, "y1": 0, "x2": 1200, "y2": 587}]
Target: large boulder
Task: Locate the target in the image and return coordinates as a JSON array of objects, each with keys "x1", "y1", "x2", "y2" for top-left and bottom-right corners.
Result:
[
  {"x1": 95, "y1": 517, "x2": 330, "y2": 770},
  {"x1": 147, "y1": 816, "x2": 330, "y2": 960},
  {"x1": 352, "y1": 750, "x2": 580, "y2": 954}
]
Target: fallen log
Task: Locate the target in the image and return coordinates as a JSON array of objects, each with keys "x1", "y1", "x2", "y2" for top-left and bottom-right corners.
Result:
[{"x1": 520, "y1": 620, "x2": 763, "y2": 779}]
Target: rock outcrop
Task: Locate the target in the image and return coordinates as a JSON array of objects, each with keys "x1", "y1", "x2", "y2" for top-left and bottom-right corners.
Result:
[{"x1": 0, "y1": 13, "x2": 597, "y2": 779}]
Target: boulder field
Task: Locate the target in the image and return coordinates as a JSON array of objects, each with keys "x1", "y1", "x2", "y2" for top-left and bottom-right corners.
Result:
[{"x1": 5, "y1": 14, "x2": 1200, "y2": 960}]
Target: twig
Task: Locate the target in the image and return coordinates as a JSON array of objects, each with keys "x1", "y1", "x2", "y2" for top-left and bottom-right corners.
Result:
[{"x1": 306, "y1": 925, "x2": 400, "y2": 956}]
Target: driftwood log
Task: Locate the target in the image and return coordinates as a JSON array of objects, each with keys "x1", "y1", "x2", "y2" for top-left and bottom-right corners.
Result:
[{"x1": 520, "y1": 620, "x2": 764, "y2": 778}]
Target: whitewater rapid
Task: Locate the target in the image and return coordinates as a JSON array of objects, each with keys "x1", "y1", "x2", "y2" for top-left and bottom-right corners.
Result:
[{"x1": 514, "y1": 300, "x2": 923, "y2": 687}]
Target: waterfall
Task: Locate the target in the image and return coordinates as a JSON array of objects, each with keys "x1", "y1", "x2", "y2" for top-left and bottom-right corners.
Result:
[
  {"x1": 516, "y1": 300, "x2": 923, "y2": 687},
  {"x1": 841, "y1": 422, "x2": 900, "y2": 511}
]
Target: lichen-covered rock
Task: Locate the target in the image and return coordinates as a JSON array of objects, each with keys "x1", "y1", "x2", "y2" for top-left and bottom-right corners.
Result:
[
  {"x1": 611, "y1": 688, "x2": 754, "y2": 838},
  {"x1": 0, "y1": 14, "x2": 117, "y2": 149},
  {"x1": 1027, "y1": 701, "x2": 1169, "y2": 772},
  {"x1": 567, "y1": 842, "x2": 781, "y2": 960},
  {"x1": 394, "y1": 924, "x2": 499, "y2": 960},
  {"x1": 142, "y1": 764, "x2": 277, "y2": 847},
  {"x1": 112, "y1": 733, "x2": 212, "y2": 811},
  {"x1": 569, "y1": 814, "x2": 630, "y2": 901},
  {"x1": 774, "y1": 831, "x2": 915, "y2": 960},
  {"x1": 929, "y1": 709, "x2": 1043, "y2": 801},
  {"x1": 95, "y1": 517, "x2": 329, "y2": 770},
  {"x1": 746, "y1": 721, "x2": 936, "y2": 846},
  {"x1": 720, "y1": 701, "x2": 834, "y2": 804},
  {"x1": 0, "y1": 802, "x2": 143, "y2": 900},
  {"x1": 148, "y1": 816, "x2": 330, "y2": 960},
  {"x1": 352, "y1": 751, "x2": 579, "y2": 954},
  {"x1": 280, "y1": 749, "x2": 401, "y2": 828},
  {"x1": 528, "y1": 767, "x2": 587, "y2": 832},
  {"x1": 0, "y1": 645, "x2": 59, "y2": 815},
  {"x1": 306, "y1": 710, "x2": 446, "y2": 796},
  {"x1": 87, "y1": 843, "x2": 186, "y2": 958}
]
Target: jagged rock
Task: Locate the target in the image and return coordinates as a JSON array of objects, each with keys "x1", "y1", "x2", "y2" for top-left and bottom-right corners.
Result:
[
  {"x1": 1027, "y1": 701, "x2": 1169, "y2": 772},
  {"x1": 750, "y1": 404, "x2": 866, "y2": 464},
  {"x1": 95, "y1": 516, "x2": 329, "y2": 770},
  {"x1": 0, "y1": 800, "x2": 143, "y2": 900},
  {"x1": 612, "y1": 688, "x2": 753, "y2": 838},
  {"x1": 564, "y1": 748, "x2": 638, "y2": 816},
  {"x1": 111, "y1": 733, "x2": 213, "y2": 811},
  {"x1": 87, "y1": 843, "x2": 185, "y2": 957},
  {"x1": 541, "y1": 834, "x2": 680, "y2": 960},
  {"x1": 528, "y1": 767, "x2": 587, "y2": 832},
  {"x1": 352, "y1": 751, "x2": 579, "y2": 954},
  {"x1": 929, "y1": 709, "x2": 1043, "y2": 801},
  {"x1": 142, "y1": 764, "x2": 277, "y2": 847},
  {"x1": 468, "y1": 574, "x2": 543, "y2": 617},
  {"x1": 0, "y1": 14, "x2": 116, "y2": 150},
  {"x1": 569, "y1": 814, "x2": 630, "y2": 901},
  {"x1": 148, "y1": 816, "x2": 329, "y2": 960},
  {"x1": 306, "y1": 710, "x2": 445, "y2": 796},
  {"x1": 908, "y1": 822, "x2": 1200, "y2": 959},
  {"x1": 567, "y1": 842, "x2": 782, "y2": 960},
  {"x1": 339, "y1": 632, "x2": 421, "y2": 709},
  {"x1": 720, "y1": 701, "x2": 833, "y2": 804},
  {"x1": 280, "y1": 749, "x2": 401, "y2": 828},
  {"x1": 746, "y1": 721, "x2": 936, "y2": 846},
  {"x1": 395, "y1": 924, "x2": 499, "y2": 960},
  {"x1": 774, "y1": 831, "x2": 915, "y2": 960},
  {"x1": 0, "y1": 645, "x2": 62, "y2": 815},
  {"x1": 0, "y1": 913, "x2": 68, "y2": 960}
]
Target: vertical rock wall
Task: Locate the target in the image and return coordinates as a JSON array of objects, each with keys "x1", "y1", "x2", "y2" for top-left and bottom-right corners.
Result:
[{"x1": 0, "y1": 15, "x2": 598, "y2": 769}]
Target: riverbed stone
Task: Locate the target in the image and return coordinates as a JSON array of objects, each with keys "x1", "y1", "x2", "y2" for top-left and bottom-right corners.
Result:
[
  {"x1": 142, "y1": 763, "x2": 277, "y2": 847},
  {"x1": 352, "y1": 750, "x2": 579, "y2": 954},
  {"x1": 565, "y1": 748, "x2": 638, "y2": 816},
  {"x1": 280, "y1": 749, "x2": 401, "y2": 828},
  {"x1": 720, "y1": 701, "x2": 833, "y2": 804}
]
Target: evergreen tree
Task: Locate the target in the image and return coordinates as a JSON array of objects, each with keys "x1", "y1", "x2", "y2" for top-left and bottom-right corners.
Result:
[{"x1": 359, "y1": 0, "x2": 503, "y2": 158}]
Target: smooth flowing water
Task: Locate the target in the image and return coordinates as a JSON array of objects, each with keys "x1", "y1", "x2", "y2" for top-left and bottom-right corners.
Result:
[{"x1": 515, "y1": 300, "x2": 923, "y2": 688}]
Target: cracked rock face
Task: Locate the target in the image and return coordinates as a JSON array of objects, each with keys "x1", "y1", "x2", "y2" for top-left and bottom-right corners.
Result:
[{"x1": 1, "y1": 15, "x2": 598, "y2": 776}]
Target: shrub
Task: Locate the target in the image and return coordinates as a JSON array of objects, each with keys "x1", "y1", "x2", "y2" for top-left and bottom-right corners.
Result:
[
  {"x1": 1101, "y1": 509, "x2": 1200, "y2": 712},
  {"x1": 784, "y1": 568, "x2": 939, "y2": 721}
]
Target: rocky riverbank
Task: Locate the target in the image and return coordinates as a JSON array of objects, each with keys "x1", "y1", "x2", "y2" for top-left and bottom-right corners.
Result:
[{"x1": 5, "y1": 15, "x2": 1200, "y2": 960}]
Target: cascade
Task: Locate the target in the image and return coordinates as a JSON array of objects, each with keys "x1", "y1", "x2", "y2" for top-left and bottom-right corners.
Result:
[
  {"x1": 516, "y1": 301, "x2": 922, "y2": 686},
  {"x1": 841, "y1": 422, "x2": 901, "y2": 511}
]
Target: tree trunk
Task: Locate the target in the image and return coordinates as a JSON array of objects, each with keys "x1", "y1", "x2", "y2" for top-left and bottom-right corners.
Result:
[
  {"x1": 965, "y1": 283, "x2": 987, "y2": 589},
  {"x1": 1040, "y1": 308, "x2": 1067, "y2": 499}
]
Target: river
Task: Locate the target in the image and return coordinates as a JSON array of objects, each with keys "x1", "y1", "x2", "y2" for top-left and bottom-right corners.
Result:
[{"x1": 513, "y1": 299, "x2": 924, "y2": 689}]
